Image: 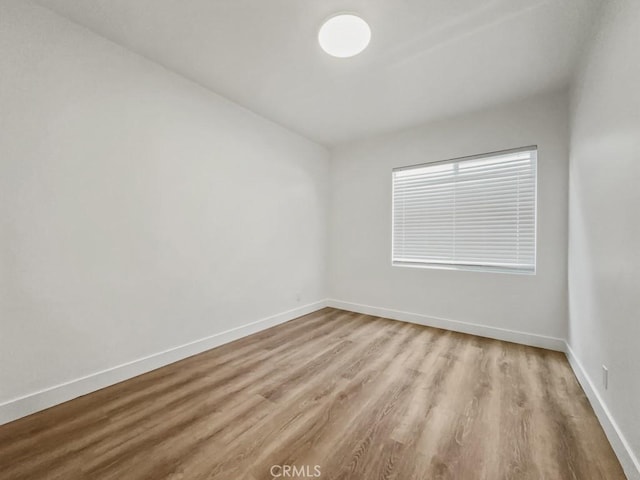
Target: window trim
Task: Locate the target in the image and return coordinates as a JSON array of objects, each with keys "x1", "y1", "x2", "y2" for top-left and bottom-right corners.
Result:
[{"x1": 391, "y1": 146, "x2": 538, "y2": 275}]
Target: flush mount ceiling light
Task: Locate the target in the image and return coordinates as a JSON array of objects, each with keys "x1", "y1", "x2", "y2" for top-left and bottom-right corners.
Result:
[{"x1": 318, "y1": 14, "x2": 371, "y2": 58}]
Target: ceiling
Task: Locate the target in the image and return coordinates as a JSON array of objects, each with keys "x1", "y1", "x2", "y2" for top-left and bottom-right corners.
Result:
[{"x1": 35, "y1": 0, "x2": 599, "y2": 146}]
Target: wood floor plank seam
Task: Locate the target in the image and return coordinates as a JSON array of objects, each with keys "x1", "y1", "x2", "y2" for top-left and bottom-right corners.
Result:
[{"x1": 0, "y1": 308, "x2": 626, "y2": 480}]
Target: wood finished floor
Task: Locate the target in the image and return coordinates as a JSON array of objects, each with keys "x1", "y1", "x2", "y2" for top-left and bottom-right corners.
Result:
[{"x1": 0, "y1": 308, "x2": 625, "y2": 480}]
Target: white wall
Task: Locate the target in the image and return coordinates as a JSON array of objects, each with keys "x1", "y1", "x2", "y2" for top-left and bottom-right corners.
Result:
[
  {"x1": 0, "y1": 0, "x2": 328, "y2": 412},
  {"x1": 568, "y1": 0, "x2": 640, "y2": 476},
  {"x1": 329, "y1": 91, "x2": 569, "y2": 343},
  {"x1": 3, "y1": 6, "x2": 637, "y2": 477}
]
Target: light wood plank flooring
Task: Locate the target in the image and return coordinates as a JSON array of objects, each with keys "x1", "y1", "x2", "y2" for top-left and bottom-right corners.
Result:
[{"x1": 0, "y1": 308, "x2": 625, "y2": 479}]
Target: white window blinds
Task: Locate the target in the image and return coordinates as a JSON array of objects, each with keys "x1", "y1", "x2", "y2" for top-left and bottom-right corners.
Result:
[{"x1": 392, "y1": 147, "x2": 537, "y2": 273}]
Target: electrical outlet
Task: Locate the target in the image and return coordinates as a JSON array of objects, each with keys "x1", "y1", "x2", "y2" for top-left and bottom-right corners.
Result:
[{"x1": 602, "y1": 365, "x2": 608, "y2": 390}]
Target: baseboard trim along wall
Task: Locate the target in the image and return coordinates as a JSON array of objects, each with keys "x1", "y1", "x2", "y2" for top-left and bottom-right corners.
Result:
[
  {"x1": 327, "y1": 299, "x2": 637, "y2": 478},
  {"x1": 565, "y1": 343, "x2": 640, "y2": 480},
  {"x1": 3, "y1": 299, "x2": 637, "y2": 480},
  {"x1": 327, "y1": 299, "x2": 566, "y2": 351},
  {"x1": 0, "y1": 300, "x2": 329, "y2": 426}
]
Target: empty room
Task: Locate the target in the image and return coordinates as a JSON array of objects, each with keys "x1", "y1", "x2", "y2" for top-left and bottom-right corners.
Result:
[{"x1": 0, "y1": 0, "x2": 638, "y2": 479}]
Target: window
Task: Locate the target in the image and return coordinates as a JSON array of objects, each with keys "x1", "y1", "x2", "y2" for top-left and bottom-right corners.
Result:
[{"x1": 392, "y1": 146, "x2": 537, "y2": 274}]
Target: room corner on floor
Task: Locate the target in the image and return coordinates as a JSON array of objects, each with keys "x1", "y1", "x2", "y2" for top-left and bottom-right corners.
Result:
[{"x1": 1, "y1": 0, "x2": 638, "y2": 479}]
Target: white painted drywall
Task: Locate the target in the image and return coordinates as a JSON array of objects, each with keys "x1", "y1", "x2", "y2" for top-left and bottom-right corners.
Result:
[
  {"x1": 568, "y1": 0, "x2": 640, "y2": 474},
  {"x1": 35, "y1": 0, "x2": 596, "y2": 146},
  {"x1": 329, "y1": 91, "x2": 569, "y2": 340},
  {"x1": 0, "y1": 0, "x2": 329, "y2": 406}
]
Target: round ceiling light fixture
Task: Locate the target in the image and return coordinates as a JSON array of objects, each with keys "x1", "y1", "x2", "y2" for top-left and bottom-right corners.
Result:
[{"x1": 318, "y1": 14, "x2": 371, "y2": 58}]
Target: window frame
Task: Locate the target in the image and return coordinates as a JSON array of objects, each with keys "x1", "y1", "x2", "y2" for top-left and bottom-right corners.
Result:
[{"x1": 391, "y1": 146, "x2": 538, "y2": 275}]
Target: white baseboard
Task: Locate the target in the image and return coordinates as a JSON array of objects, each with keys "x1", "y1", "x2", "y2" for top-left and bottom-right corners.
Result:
[
  {"x1": 565, "y1": 342, "x2": 640, "y2": 480},
  {"x1": 328, "y1": 300, "x2": 637, "y2": 477},
  {"x1": 0, "y1": 300, "x2": 328, "y2": 426},
  {"x1": 3, "y1": 300, "x2": 636, "y2": 480},
  {"x1": 327, "y1": 299, "x2": 566, "y2": 351}
]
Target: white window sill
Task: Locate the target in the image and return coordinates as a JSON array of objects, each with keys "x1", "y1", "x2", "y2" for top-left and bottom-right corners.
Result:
[{"x1": 392, "y1": 261, "x2": 536, "y2": 275}]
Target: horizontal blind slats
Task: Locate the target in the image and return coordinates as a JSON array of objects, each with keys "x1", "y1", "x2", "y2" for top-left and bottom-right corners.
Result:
[
  {"x1": 394, "y1": 177, "x2": 535, "y2": 194},
  {"x1": 394, "y1": 169, "x2": 535, "y2": 186},
  {"x1": 392, "y1": 148, "x2": 537, "y2": 272}
]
